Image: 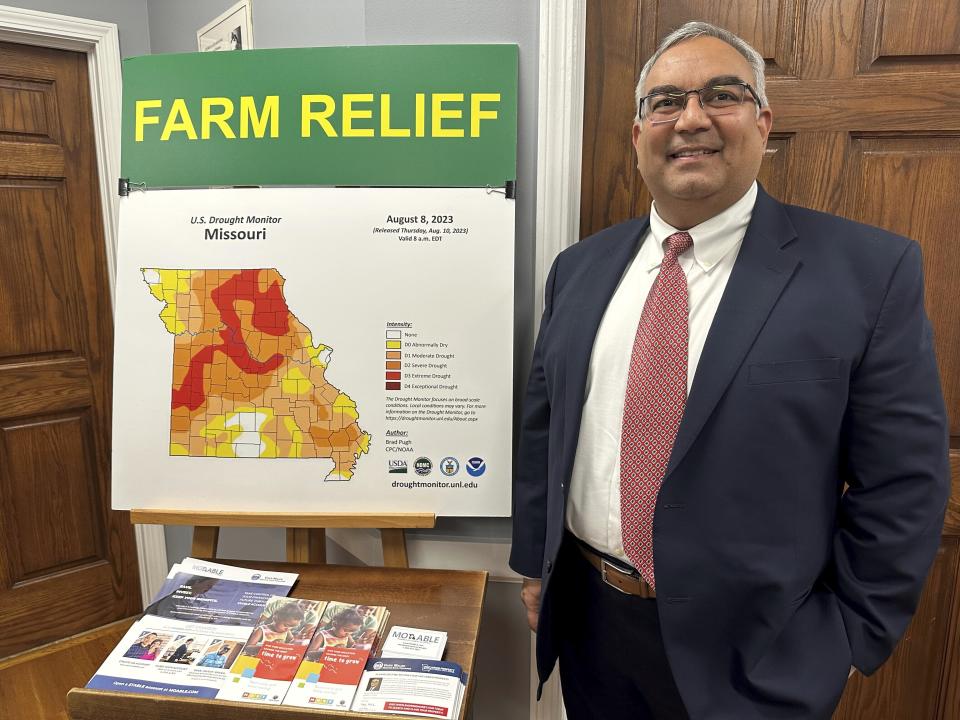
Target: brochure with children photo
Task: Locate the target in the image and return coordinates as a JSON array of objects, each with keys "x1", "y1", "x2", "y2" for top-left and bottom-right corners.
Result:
[
  {"x1": 217, "y1": 597, "x2": 327, "y2": 704},
  {"x1": 282, "y1": 601, "x2": 390, "y2": 709}
]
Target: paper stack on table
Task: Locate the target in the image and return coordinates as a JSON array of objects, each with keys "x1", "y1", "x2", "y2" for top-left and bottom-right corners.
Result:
[{"x1": 85, "y1": 558, "x2": 298, "y2": 699}]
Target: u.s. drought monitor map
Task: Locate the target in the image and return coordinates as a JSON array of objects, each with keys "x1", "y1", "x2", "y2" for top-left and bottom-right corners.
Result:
[{"x1": 142, "y1": 267, "x2": 370, "y2": 480}]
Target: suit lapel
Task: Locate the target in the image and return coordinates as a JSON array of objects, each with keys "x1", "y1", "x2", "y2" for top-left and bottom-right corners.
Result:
[
  {"x1": 561, "y1": 220, "x2": 649, "y2": 481},
  {"x1": 665, "y1": 188, "x2": 800, "y2": 478}
]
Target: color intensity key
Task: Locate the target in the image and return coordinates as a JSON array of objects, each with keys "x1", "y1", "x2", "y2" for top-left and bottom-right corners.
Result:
[{"x1": 386, "y1": 329, "x2": 402, "y2": 389}]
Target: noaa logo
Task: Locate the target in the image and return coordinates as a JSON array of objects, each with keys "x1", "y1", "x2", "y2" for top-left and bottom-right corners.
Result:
[
  {"x1": 440, "y1": 457, "x2": 459, "y2": 476},
  {"x1": 388, "y1": 460, "x2": 407, "y2": 474},
  {"x1": 466, "y1": 457, "x2": 486, "y2": 477},
  {"x1": 414, "y1": 457, "x2": 432, "y2": 476}
]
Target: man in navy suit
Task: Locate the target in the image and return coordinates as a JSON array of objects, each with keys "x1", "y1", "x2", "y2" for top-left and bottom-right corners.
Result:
[{"x1": 510, "y1": 21, "x2": 949, "y2": 719}]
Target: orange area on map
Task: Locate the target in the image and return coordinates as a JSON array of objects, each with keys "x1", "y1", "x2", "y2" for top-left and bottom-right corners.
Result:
[{"x1": 142, "y1": 268, "x2": 370, "y2": 481}]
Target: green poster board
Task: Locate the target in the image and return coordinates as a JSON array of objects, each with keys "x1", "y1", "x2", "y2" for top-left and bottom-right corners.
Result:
[{"x1": 121, "y1": 44, "x2": 518, "y2": 188}]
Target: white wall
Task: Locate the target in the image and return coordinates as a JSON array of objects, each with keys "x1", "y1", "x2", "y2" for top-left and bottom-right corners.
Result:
[
  {"x1": 4, "y1": 0, "x2": 150, "y2": 56},
  {"x1": 146, "y1": 0, "x2": 365, "y2": 53}
]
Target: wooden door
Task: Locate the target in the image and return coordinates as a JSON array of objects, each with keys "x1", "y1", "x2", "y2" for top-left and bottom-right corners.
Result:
[
  {"x1": 0, "y1": 40, "x2": 141, "y2": 658},
  {"x1": 581, "y1": 1, "x2": 960, "y2": 717}
]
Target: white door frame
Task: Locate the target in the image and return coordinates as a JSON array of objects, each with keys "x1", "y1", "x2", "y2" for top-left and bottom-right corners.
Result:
[
  {"x1": 534, "y1": 0, "x2": 587, "y2": 326},
  {"x1": 531, "y1": 1, "x2": 586, "y2": 718},
  {"x1": 0, "y1": 4, "x2": 169, "y2": 605}
]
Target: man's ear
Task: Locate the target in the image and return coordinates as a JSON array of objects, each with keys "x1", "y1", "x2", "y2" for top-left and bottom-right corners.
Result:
[
  {"x1": 632, "y1": 119, "x2": 643, "y2": 166},
  {"x1": 756, "y1": 107, "x2": 773, "y2": 146}
]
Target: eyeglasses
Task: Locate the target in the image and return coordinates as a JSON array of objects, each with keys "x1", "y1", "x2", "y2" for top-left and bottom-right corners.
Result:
[{"x1": 639, "y1": 82, "x2": 760, "y2": 124}]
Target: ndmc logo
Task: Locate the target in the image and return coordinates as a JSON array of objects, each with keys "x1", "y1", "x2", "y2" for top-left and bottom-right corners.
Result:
[
  {"x1": 414, "y1": 457, "x2": 432, "y2": 476},
  {"x1": 466, "y1": 457, "x2": 486, "y2": 477},
  {"x1": 440, "y1": 457, "x2": 459, "y2": 476}
]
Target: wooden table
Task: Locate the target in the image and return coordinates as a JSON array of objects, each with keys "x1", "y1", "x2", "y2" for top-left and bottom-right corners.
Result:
[{"x1": 4, "y1": 561, "x2": 486, "y2": 720}]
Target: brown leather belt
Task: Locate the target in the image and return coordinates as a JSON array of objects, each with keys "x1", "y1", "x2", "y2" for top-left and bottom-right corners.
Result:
[{"x1": 578, "y1": 543, "x2": 656, "y2": 598}]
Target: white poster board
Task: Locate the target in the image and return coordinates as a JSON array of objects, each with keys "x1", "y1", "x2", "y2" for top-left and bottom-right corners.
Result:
[{"x1": 112, "y1": 187, "x2": 513, "y2": 516}]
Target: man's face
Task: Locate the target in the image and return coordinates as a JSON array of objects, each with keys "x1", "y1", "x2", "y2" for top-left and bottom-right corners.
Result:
[{"x1": 632, "y1": 36, "x2": 772, "y2": 225}]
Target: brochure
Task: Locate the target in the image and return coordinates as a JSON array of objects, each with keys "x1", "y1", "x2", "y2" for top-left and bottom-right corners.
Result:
[
  {"x1": 217, "y1": 597, "x2": 327, "y2": 705},
  {"x1": 143, "y1": 557, "x2": 298, "y2": 625},
  {"x1": 350, "y1": 658, "x2": 467, "y2": 718},
  {"x1": 85, "y1": 559, "x2": 298, "y2": 699},
  {"x1": 379, "y1": 626, "x2": 447, "y2": 660},
  {"x1": 282, "y1": 601, "x2": 390, "y2": 709},
  {"x1": 283, "y1": 645, "x2": 369, "y2": 711}
]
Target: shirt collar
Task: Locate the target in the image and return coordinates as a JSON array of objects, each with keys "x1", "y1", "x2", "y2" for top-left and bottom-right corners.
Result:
[{"x1": 643, "y1": 181, "x2": 758, "y2": 273}]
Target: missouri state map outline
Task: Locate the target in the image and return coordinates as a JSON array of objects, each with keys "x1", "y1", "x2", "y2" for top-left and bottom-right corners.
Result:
[{"x1": 142, "y1": 268, "x2": 370, "y2": 481}]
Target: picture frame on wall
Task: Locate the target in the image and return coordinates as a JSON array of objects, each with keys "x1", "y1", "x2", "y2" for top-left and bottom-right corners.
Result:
[{"x1": 197, "y1": 0, "x2": 254, "y2": 52}]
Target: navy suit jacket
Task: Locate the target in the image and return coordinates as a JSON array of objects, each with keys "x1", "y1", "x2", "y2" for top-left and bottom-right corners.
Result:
[{"x1": 509, "y1": 187, "x2": 950, "y2": 719}]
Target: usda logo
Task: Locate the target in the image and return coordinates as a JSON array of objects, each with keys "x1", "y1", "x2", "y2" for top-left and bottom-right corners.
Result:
[
  {"x1": 466, "y1": 457, "x2": 486, "y2": 477},
  {"x1": 440, "y1": 457, "x2": 459, "y2": 476},
  {"x1": 414, "y1": 457, "x2": 432, "y2": 476}
]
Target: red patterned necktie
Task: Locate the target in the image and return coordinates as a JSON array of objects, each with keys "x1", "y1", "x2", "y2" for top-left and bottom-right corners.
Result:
[{"x1": 620, "y1": 231, "x2": 693, "y2": 588}]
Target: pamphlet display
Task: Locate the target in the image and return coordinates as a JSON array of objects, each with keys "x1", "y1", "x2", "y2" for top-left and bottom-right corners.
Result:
[
  {"x1": 85, "y1": 558, "x2": 298, "y2": 699},
  {"x1": 84, "y1": 556, "x2": 463, "y2": 714}
]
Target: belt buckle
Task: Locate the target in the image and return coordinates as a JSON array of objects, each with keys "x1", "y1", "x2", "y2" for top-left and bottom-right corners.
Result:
[{"x1": 600, "y1": 559, "x2": 634, "y2": 594}]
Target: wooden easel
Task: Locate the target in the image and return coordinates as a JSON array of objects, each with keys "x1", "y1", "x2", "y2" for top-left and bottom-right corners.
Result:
[{"x1": 130, "y1": 509, "x2": 436, "y2": 568}]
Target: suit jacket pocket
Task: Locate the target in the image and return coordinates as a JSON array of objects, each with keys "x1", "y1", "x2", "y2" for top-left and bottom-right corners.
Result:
[{"x1": 748, "y1": 357, "x2": 841, "y2": 385}]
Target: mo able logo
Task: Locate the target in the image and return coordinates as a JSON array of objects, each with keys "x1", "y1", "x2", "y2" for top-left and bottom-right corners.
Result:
[{"x1": 466, "y1": 457, "x2": 486, "y2": 477}]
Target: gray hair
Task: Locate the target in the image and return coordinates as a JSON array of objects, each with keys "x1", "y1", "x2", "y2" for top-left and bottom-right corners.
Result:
[{"x1": 635, "y1": 21, "x2": 768, "y2": 119}]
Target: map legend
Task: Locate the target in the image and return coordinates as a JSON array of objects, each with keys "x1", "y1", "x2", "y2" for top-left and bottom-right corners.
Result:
[{"x1": 386, "y1": 330, "x2": 402, "y2": 390}]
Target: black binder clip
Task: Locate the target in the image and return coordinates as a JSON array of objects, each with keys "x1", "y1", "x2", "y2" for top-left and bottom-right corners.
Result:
[
  {"x1": 486, "y1": 180, "x2": 516, "y2": 199},
  {"x1": 118, "y1": 178, "x2": 146, "y2": 197}
]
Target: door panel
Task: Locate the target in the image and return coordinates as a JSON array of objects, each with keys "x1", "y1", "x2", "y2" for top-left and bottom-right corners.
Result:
[{"x1": 0, "y1": 40, "x2": 140, "y2": 658}]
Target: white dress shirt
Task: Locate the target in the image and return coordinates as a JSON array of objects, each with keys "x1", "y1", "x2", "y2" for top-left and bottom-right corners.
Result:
[{"x1": 566, "y1": 182, "x2": 758, "y2": 565}]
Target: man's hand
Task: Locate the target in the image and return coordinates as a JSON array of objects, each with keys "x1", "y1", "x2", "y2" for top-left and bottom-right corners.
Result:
[{"x1": 521, "y1": 578, "x2": 542, "y2": 632}]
